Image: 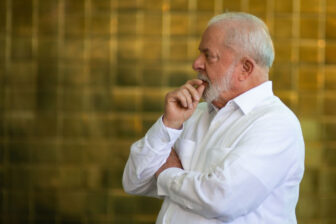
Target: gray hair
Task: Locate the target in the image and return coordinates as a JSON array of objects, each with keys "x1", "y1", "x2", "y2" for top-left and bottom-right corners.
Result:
[{"x1": 208, "y1": 12, "x2": 275, "y2": 68}]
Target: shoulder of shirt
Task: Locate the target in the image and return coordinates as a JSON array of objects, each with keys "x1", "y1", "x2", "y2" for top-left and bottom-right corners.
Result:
[{"x1": 256, "y1": 96, "x2": 302, "y2": 131}]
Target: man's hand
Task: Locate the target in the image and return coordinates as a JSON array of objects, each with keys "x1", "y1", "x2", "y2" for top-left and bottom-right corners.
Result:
[
  {"x1": 155, "y1": 149, "x2": 183, "y2": 179},
  {"x1": 163, "y1": 79, "x2": 205, "y2": 129}
]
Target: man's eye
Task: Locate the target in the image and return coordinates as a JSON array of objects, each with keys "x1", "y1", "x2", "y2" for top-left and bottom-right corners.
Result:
[{"x1": 205, "y1": 54, "x2": 215, "y2": 60}]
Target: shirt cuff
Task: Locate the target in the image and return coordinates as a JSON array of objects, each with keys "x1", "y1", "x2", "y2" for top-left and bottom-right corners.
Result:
[
  {"x1": 157, "y1": 167, "x2": 185, "y2": 196},
  {"x1": 160, "y1": 116, "x2": 184, "y2": 142},
  {"x1": 145, "y1": 116, "x2": 183, "y2": 153}
]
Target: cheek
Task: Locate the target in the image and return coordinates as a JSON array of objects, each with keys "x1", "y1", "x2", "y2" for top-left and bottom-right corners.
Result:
[
  {"x1": 207, "y1": 65, "x2": 226, "y2": 81},
  {"x1": 227, "y1": 71, "x2": 240, "y2": 90}
]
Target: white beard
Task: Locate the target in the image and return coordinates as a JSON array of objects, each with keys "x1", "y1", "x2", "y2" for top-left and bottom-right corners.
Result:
[{"x1": 197, "y1": 65, "x2": 235, "y2": 105}]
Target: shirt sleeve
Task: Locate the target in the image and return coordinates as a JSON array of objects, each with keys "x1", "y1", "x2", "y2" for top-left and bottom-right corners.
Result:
[
  {"x1": 156, "y1": 113, "x2": 305, "y2": 221},
  {"x1": 122, "y1": 116, "x2": 183, "y2": 197}
]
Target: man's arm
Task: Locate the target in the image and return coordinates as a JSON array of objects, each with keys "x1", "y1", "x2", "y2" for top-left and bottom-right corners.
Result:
[
  {"x1": 155, "y1": 149, "x2": 183, "y2": 179},
  {"x1": 122, "y1": 79, "x2": 205, "y2": 196}
]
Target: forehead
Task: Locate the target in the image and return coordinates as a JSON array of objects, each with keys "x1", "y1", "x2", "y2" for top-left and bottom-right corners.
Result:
[{"x1": 199, "y1": 25, "x2": 225, "y2": 51}]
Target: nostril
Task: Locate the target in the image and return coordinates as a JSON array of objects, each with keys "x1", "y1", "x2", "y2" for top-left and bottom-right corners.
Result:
[{"x1": 192, "y1": 58, "x2": 203, "y2": 71}]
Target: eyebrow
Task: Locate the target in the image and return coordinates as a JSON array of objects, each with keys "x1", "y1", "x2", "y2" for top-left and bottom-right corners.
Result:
[{"x1": 199, "y1": 48, "x2": 218, "y2": 57}]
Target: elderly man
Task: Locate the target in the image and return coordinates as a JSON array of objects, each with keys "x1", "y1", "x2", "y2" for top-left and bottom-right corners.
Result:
[{"x1": 123, "y1": 12, "x2": 305, "y2": 224}]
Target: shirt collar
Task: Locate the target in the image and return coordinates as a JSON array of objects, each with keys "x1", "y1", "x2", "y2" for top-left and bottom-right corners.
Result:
[
  {"x1": 208, "y1": 102, "x2": 218, "y2": 114},
  {"x1": 207, "y1": 81, "x2": 274, "y2": 115},
  {"x1": 232, "y1": 81, "x2": 274, "y2": 115}
]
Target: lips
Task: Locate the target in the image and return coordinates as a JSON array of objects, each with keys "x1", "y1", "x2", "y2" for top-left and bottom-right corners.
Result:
[{"x1": 201, "y1": 80, "x2": 209, "y2": 88}]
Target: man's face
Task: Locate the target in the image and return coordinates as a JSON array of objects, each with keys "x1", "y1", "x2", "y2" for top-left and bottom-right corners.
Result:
[
  {"x1": 197, "y1": 63, "x2": 235, "y2": 105},
  {"x1": 192, "y1": 25, "x2": 239, "y2": 105}
]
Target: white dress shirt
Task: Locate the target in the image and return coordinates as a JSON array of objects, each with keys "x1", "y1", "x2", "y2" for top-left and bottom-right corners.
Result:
[{"x1": 122, "y1": 81, "x2": 305, "y2": 224}]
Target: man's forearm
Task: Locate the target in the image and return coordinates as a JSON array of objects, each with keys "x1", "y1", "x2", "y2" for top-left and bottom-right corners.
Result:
[
  {"x1": 155, "y1": 149, "x2": 183, "y2": 179},
  {"x1": 122, "y1": 116, "x2": 182, "y2": 195}
]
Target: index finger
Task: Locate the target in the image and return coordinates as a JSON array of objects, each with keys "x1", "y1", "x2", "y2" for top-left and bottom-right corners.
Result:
[
  {"x1": 187, "y1": 79, "x2": 206, "y2": 96},
  {"x1": 186, "y1": 79, "x2": 203, "y2": 87}
]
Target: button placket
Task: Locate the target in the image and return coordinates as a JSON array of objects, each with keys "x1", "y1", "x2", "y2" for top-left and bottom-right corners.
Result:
[{"x1": 209, "y1": 103, "x2": 235, "y2": 130}]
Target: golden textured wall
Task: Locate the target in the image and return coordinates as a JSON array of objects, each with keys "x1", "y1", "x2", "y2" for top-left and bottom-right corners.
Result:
[{"x1": 1, "y1": 0, "x2": 336, "y2": 223}]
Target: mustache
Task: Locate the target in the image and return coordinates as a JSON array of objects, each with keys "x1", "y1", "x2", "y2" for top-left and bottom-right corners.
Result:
[{"x1": 197, "y1": 73, "x2": 210, "y2": 83}]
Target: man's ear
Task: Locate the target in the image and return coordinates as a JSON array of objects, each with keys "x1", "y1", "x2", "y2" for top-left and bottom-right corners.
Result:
[{"x1": 239, "y1": 57, "x2": 254, "y2": 81}]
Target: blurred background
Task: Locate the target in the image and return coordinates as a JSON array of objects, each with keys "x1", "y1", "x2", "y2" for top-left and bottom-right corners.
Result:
[{"x1": 0, "y1": 0, "x2": 336, "y2": 223}]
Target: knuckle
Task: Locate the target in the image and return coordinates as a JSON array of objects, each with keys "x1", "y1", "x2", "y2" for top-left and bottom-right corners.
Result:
[{"x1": 166, "y1": 92, "x2": 173, "y2": 99}]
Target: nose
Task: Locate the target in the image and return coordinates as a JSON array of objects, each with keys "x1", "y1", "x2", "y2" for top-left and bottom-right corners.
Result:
[{"x1": 192, "y1": 54, "x2": 205, "y2": 72}]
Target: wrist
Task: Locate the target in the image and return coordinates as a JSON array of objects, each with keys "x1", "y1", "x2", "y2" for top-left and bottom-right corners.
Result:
[{"x1": 162, "y1": 116, "x2": 183, "y2": 130}]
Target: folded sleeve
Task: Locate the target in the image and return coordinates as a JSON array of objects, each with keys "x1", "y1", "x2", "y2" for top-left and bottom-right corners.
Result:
[
  {"x1": 122, "y1": 116, "x2": 183, "y2": 197},
  {"x1": 157, "y1": 158, "x2": 270, "y2": 221}
]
